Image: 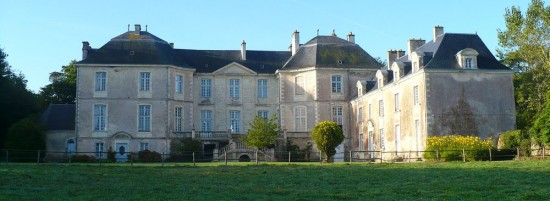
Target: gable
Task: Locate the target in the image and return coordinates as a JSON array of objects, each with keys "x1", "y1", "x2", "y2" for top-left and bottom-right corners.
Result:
[{"x1": 212, "y1": 62, "x2": 257, "y2": 75}]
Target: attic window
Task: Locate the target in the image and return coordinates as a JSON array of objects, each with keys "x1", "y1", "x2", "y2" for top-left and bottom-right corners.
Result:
[
  {"x1": 456, "y1": 48, "x2": 479, "y2": 69},
  {"x1": 129, "y1": 51, "x2": 135, "y2": 55},
  {"x1": 337, "y1": 60, "x2": 343, "y2": 64}
]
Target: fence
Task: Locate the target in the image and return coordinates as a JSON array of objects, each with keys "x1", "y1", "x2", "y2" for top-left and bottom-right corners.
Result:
[{"x1": 1, "y1": 147, "x2": 547, "y2": 166}]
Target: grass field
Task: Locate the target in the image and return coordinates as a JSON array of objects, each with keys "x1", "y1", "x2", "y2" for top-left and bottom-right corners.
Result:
[{"x1": 1, "y1": 161, "x2": 550, "y2": 200}]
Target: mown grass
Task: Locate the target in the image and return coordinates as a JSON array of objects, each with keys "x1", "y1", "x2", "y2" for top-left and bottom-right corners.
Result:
[{"x1": 1, "y1": 161, "x2": 550, "y2": 200}]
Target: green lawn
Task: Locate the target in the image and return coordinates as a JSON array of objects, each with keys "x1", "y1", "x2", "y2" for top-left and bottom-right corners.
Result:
[{"x1": 1, "y1": 161, "x2": 550, "y2": 200}]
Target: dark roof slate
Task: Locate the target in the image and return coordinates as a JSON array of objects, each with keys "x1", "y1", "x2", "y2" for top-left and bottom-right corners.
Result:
[
  {"x1": 41, "y1": 104, "x2": 75, "y2": 130},
  {"x1": 174, "y1": 49, "x2": 290, "y2": 73}
]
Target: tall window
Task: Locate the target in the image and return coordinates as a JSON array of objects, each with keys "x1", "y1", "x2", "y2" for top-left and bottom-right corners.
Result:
[
  {"x1": 174, "y1": 106, "x2": 183, "y2": 132},
  {"x1": 175, "y1": 75, "x2": 183, "y2": 94},
  {"x1": 359, "y1": 134, "x2": 364, "y2": 151},
  {"x1": 395, "y1": 124, "x2": 401, "y2": 152},
  {"x1": 93, "y1": 104, "x2": 107, "y2": 131},
  {"x1": 415, "y1": 119, "x2": 420, "y2": 155},
  {"x1": 200, "y1": 110, "x2": 212, "y2": 132},
  {"x1": 394, "y1": 93, "x2": 400, "y2": 112},
  {"x1": 294, "y1": 106, "x2": 307, "y2": 131},
  {"x1": 229, "y1": 79, "x2": 240, "y2": 98},
  {"x1": 229, "y1": 110, "x2": 240, "y2": 133},
  {"x1": 257, "y1": 79, "x2": 267, "y2": 98},
  {"x1": 258, "y1": 110, "x2": 269, "y2": 119},
  {"x1": 380, "y1": 129, "x2": 385, "y2": 149},
  {"x1": 332, "y1": 106, "x2": 343, "y2": 126},
  {"x1": 379, "y1": 100, "x2": 384, "y2": 117},
  {"x1": 140, "y1": 143, "x2": 149, "y2": 151},
  {"x1": 332, "y1": 75, "x2": 342, "y2": 93},
  {"x1": 413, "y1": 86, "x2": 419, "y2": 105},
  {"x1": 95, "y1": 142, "x2": 104, "y2": 158},
  {"x1": 95, "y1": 72, "x2": 106, "y2": 91},
  {"x1": 295, "y1": 76, "x2": 304, "y2": 95},
  {"x1": 201, "y1": 79, "x2": 211, "y2": 98},
  {"x1": 358, "y1": 107, "x2": 363, "y2": 122},
  {"x1": 138, "y1": 105, "x2": 151, "y2": 132},
  {"x1": 140, "y1": 72, "x2": 151, "y2": 91},
  {"x1": 465, "y1": 58, "x2": 473, "y2": 69}
]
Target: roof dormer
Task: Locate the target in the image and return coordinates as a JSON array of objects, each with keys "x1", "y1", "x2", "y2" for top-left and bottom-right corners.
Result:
[
  {"x1": 376, "y1": 70, "x2": 388, "y2": 89},
  {"x1": 411, "y1": 51, "x2": 425, "y2": 73},
  {"x1": 456, "y1": 48, "x2": 479, "y2": 69}
]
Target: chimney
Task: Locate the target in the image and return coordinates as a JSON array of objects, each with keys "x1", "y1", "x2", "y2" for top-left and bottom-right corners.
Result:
[
  {"x1": 169, "y1": 43, "x2": 174, "y2": 48},
  {"x1": 433, "y1": 26, "x2": 444, "y2": 41},
  {"x1": 407, "y1": 38, "x2": 426, "y2": 56},
  {"x1": 134, "y1": 24, "x2": 141, "y2": 35},
  {"x1": 291, "y1": 30, "x2": 300, "y2": 56},
  {"x1": 241, "y1": 40, "x2": 246, "y2": 60},
  {"x1": 387, "y1": 50, "x2": 398, "y2": 68},
  {"x1": 82, "y1": 41, "x2": 90, "y2": 60},
  {"x1": 347, "y1": 32, "x2": 355, "y2": 43},
  {"x1": 397, "y1": 49, "x2": 406, "y2": 58}
]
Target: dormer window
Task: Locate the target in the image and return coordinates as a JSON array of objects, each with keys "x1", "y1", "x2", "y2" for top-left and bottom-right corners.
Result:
[{"x1": 456, "y1": 48, "x2": 479, "y2": 69}]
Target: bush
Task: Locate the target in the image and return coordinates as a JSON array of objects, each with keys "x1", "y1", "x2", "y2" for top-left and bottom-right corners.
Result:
[
  {"x1": 311, "y1": 121, "x2": 344, "y2": 163},
  {"x1": 5, "y1": 117, "x2": 45, "y2": 151},
  {"x1": 71, "y1": 155, "x2": 96, "y2": 163},
  {"x1": 169, "y1": 138, "x2": 203, "y2": 162},
  {"x1": 137, "y1": 150, "x2": 162, "y2": 162},
  {"x1": 275, "y1": 140, "x2": 313, "y2": 162},
  {"x1": 424, "y1": 135, "x2": 493, "y2": 161},
  {"x1": 499, "y1": 130, "x2": 531, "y2": 156}
]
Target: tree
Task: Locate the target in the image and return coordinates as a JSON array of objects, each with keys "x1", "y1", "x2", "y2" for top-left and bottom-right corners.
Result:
[
  {"x1": 39, "y1": 60, "x2": 77, "y2": 105},
  {"x1": 311, "y1": 121, "x2": 344, "y2": 163},
  {"x1": 242, "y1": 115, "x2": 280, "y2": 149},
  {"x1": 529, "y1": 91, "x2": 550, "y2": 145},
  {"x1": 5, "y1": 116, "x2": 45, "y2": 150}
]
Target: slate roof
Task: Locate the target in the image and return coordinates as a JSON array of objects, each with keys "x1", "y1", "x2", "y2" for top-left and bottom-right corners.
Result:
[
  {"x1": 282, "y1": 36, "x2": 383, "y2": 69},
  {"x1": 41, "y1": 104, "x2": 75, "y2": 130}
]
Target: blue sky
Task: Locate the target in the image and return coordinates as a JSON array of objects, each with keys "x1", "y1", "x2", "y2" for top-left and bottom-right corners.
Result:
[{"x1": 0, "y1": 0, "x2": 529, "y2": 92}]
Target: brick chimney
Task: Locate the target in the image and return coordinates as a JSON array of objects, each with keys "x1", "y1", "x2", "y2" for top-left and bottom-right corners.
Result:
[
  {"x1": 407, "y1": 39, "x2": 426, "y2": 56},
  {"x1": 134, "y1": 24, "x2": 141, "y2": 35},
  {"x1": 82, "y1": 41, "x2": 91, "y2": 60},
  {"x1": 433, "y1": 26, "x2": 444, "y2": 41},
  {"x1": 347, "y1": 32, "x2": 355, "y2": 43},
  {"x1": 241, "y1": 40, "x2": 246, "y2": 60},
  {"x1": 397, "y1": 49, "x2": 406, "y2": 58},
  {"x1": 387, "y1": 50, "x2": 398, "y2": 68},
  {"x1": 291, "y1": 30, "x2": 300, "y2": 56}
]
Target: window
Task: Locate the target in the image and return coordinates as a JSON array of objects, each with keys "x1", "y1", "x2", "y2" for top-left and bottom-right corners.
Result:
[
  {"x1": 258, "y1": 79, "x2": 268, "y2": 98},
  {"x1": 295, "y1": 106, "x2": 307, "y2": 131},
  {"x1": 380, "y1": 129, "x2": 385, "y2": 148},
  {"x1": 175, "y1": 75, "x2": 183, "y2": 94},
  {"x1": 258, "y1": 110, "x2": 269, "y2": 119},
  {"x1": 140, "y1": 143, "x2": 149, "y2": 151},
  {"x1": 395, "y1": 124, "x2": 401, "y2": 153},
  {"x1": 95, "y1": 142, "x2": 104, "y2": 158},
  {"x1": 456, "y1": 48, "x2": 479, "y2": 69},
  {"x1": 138, "y1": 105, "x2": 151, "y2": 132},
  {"x1": 201, "y1": 79, "x2": 212, "y2": 98},
  {"x1": 295, "y1": 76, "x2": 304, "y2": 95},
  {"x1": 379, "y1": 100, "x2": 384, "y2": 117},
  {"x1": 358, "y1": 107, "x2": 363, "y2": 122},
  {"x1": 331, "y1": 75, "x2": 342, "y2": 93},
  {"x1": 359, "y1": 134, "x2": 364, "y2": 151},
  {"x1": 229, "y1": 79, "x2": 240, "y2": 98},
  {"x1": 413, "y1": 86, "x2": 419, "y2": 105},
  {"x1": 139, "y1": 72, "x2": 151, "y2": 91},
  {"x1": 200, "y1": 110, "x2": 212, "y2": 132},
  {"x1": 415, "y1": 119, "x2": 420, "y2": 155},
  {"x1": 394, "y1": 93, "x2": 400, "y2": 112},
  {"x1": 229, "y1": 110, "x2": 241, "y2": 133},
  {"x1": 93, "y1": 104, "x2": 107, "y2": 131},
  {"x1": 174, "y1": 106, "x2": 183, "y2": 132},
  {"x1": 95, "y1": 72, "x2": 106, "y2": 91},
  {"x1": 332, "y1": 106, "x2": 343, "y2": 126},
  {"x1": 465, "y1": 58, "x2": 473, "y2": 69}
]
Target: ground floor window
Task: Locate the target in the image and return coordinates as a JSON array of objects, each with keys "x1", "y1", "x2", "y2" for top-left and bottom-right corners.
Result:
[
  {"x1": 140, "y1": 143, "x2": 149, "y2": 151},
  {"x1": 95, "y1": 142, "x2": 104, "y2": 158}
]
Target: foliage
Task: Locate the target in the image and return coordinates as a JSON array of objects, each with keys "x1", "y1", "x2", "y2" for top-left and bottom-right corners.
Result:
[
  {"x1": 275, "y1": 140, "x2": 313, "y2": 162},
  {"x1": 311, "y1": 121, "x2": 344, "y2": 162},
  {"x1": 424, "y1": 135, "x2": 493, "y2": 161},
  {"x1": 137, "y1": 150, "x2": 162, "y2": 162},
  {"x1": 0, "y1": 47, "x2": 41, "y2": 149},
  {"x1": 529, "y1": 91, "x2": 550, "y2": 145},
  {"x1": 241, "y1": 114, "x2": 280, "y2": 149},
  {"x1": 499, "y1": 130, "x2": 532, "y2": 156},
  {"x1": 39, "y1": 60, "x2": 77, "y2": 105},
  {"x1": 170, "y1": 138, "x2": 203, "y2": 161},
  {"x1": 70, "y1": 155, "x2": 96, "y2": 163},
  {"x1": 5, "y1": 116, "x2": 45, "y2": 151}
]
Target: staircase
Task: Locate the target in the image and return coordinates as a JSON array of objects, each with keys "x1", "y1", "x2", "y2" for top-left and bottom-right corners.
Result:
[{"x1": 217, "y1": 140, "x2": 274, "y2": 162}]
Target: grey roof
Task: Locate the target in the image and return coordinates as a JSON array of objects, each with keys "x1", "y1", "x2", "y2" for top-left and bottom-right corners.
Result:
[
  {"x1": 41, "y1": 104, "x2": 75, "y2": 130},
  {"x1": 282, "y1": 36, "x2": 383, "y2": 69}
]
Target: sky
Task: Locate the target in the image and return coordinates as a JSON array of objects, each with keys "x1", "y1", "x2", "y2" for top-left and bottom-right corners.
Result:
[{"x1": 0, "y1": 0, "x2": 530, "y2": 93}]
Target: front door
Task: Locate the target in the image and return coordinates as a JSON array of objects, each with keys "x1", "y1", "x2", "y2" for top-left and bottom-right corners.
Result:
[
  {"x1": 115, "y1": 143, "x2": 129, "y2": 162},
  {"x1": 368, "y1": 131, "x2": 374, "y2": 159},
  {"x1": 67, "y1": 139, "x2": 76, "y2": 156}
]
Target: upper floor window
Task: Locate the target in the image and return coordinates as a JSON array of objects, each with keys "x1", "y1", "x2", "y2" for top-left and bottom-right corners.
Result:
[
  {"x1": 332, "y1": 75, "x2": 342, "y2": 93},
  {"x1": 139, "y1": 72, "x2": 151, "y2": 91},
  {"x1": 394, "y1": 93, "x2": 400, "y2": 112},
  {"x1": 332, "y1": 106, "x2": 343, "y2": 126},
  {"x1": 258, "y1": 110, "x2": 269, "y2": 119},
  {"x1": 138, "y1": 105, "x2": 151, "y2": 132},
  {"x1": 294, "y1": 106, "x2": 307, "y2": 131},
  {"x1": 229, "y1": 79, "x2": 240, "y2": 98},
  {"x1": 295, "y1": 76, "x2": 305, "y2": 95},
  {"x1": 379, "y1": 100, "x2": 384, "y2": 117},
  {"x1": 95, "y1": 72, "x2": 106, "y2": 91},
  {"x1": 465, "y1": 58, "x2": 473, "y2": 69},
  {"x1": 413, "y1": 86, "x2": 419, "y2": 105},
  {"x1": 456, "y1": 48, "x2": 479, "y2": 69},
  {"x1": 93, "y1": 104, "x2": 107, "y2": 131},
  {"x1": 201, "y1": 79, "x2": 211, "y2": 98},
  {"x1": 175, "y1": 75, "x2": 183, "y2": 94},
  {"x1": 174, "y1": 106, "x2": 183, "y2": 132},
  {"x1": 258, "y1": 79, "x2": 268, "y2": 98}
]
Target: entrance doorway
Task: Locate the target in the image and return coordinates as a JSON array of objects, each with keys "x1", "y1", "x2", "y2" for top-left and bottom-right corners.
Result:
[
  {"x1": 204, "y1": 144, "x2": 216, "y2": 161},
  {"x1": 115, "y1": 143, "x2": 129, "y2": 162}
]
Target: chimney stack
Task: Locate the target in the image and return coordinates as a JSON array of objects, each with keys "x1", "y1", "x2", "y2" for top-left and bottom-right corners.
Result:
[
  {"x1": 134, "y1": 24, "x2": 141, "y2": 35},
  {"x1": 433, "y1": 26, "x2": 444, "y2": 41},
  {"x1": 397, "y1": 49, "x2": 406, "y2": 58},
  {"x1": 169, "y1": 43, "x2": 174, "y2": 48},
  {"x1": 241, "y1": 40, "x2": 246, "y2": 60},
  {"x1": 82, "y1": 41, "x2": 90, "y2": 60},
  {"x1": 387, "y1": 50, "x2": 398, "y2": 68},
  {"x1": 291, "y1": 30, "x2": 300, "y2": 55},
  {"x1": 347, "y1": 32, "x2": 355, "y2": 43},
  {"x1": 407, "y1": 38, "x2": 426, "y2": 56}
]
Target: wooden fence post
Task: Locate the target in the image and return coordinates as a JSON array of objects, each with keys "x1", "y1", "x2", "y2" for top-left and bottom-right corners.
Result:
[
  {"x1": 161, "y1": 152, "x2": 165, "y2": 167},
  {"x1": 543, "y1": 146, "x2": 546, "y2": 159},
  {"x1": 288, "y1": 151, "x2": 291, "y2": 164},
  {"x1": 36, "y1": 150, "x2": 40, "y2": 165},
  {"x1": 131, "y1": 152, "x2": 134, "y2": 167},
  {"x1": 193, "y1": 152, "x2": 196, "y2": 166},
  {"x1": 517, "y1": 147, "x2": 520, "y2": 160},
  {"x1": 489, "y1": 148, "x2": 492, "y2": 162},
  {"x1": 349, "y1": 151, "x2": 352, "y2": 165},
  {"x1": 255, "y1": 150, "x2": 259, "y2": 165},
  {"x1": 319, "y1": 150, "x2": 322, "y2": 165},
  {"x1": 462, "y1": 149, "x2": 466, "y2": 162},
  {"x1": 224, "y1": 151, "x2": 227, "y2": 166},
  {"x1": 5, "y1": 150, "x2": 8, "y2": 165}
]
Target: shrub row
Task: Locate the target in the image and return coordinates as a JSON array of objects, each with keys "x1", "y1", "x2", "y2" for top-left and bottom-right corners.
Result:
[{"x1": 424, "y1": 135, "x2": 493, "y2": 161}]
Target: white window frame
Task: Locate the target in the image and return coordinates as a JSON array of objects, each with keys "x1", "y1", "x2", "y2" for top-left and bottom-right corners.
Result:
[
  {"x1": 229, "y1": 79, "x2": 240, "y2": 98},
  {"x1": 95, "y1": 72, "x2": 106, "y2": 91},
  {"x1": 93, "y1": 104, "x2": 107, "y2": 131},
  {"x1": 295, "y1": 76, "x2": 305, "y2": 95},
  {"x1": 174, "y1": 106, "x2": 183, "y2": 132},
  {"x1": 258, "y1": 110, "x2": 269, "y2": 119},
  {"x1": 139, "y1": 72, "x2": 151, "y2": 91},
  {"x1": 95, "y1": 142, "x2": 104, "y2": 158},
  {"x1": 332, "y1": 106, "x2": 343, "y2": 126},
  {"x1": 413, "y1": 86, "x2": 419, "y2": 106},
  {"x1": 138, "y1": 105, "x2": 151, "y2": 132},
  {"x1": 294, "y1": 106, "x2": 307, "y2": 131},
  {"x1": 200, "y1": 110, "x2": 212, "y2": 132},
  {"x1": 201, "y1": 79, "x2": 212, "y2": 98},
  {"x1": 175, "y1": 75, "x2": 183, "y2": 94},
  {"x1": 140, "y1": 142, "x2": 149, "y2": 151},
  {"x1": 229, "y1": 110, "x2": 241, "y2": 133},
  {"x1": 331, "y1": 75, "x2": 342, "y2": 93},
  {"x1": 394, "y1": 93, "x2": 400, "y2": 112},
  {"x1": 257, "y1": 79, "x2": 268, "y2": 98}
]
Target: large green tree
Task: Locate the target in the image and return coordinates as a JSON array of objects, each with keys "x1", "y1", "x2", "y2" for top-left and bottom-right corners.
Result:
[
  {"x1": 311, "y1": 121, "x2": 344, "y2": 163},
  {"x1": 242, "y1": 115, "x2": 280, "y2": 150},
  {"x1": 39, "y1": 60, "x2": 77, "y2": 105}
]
